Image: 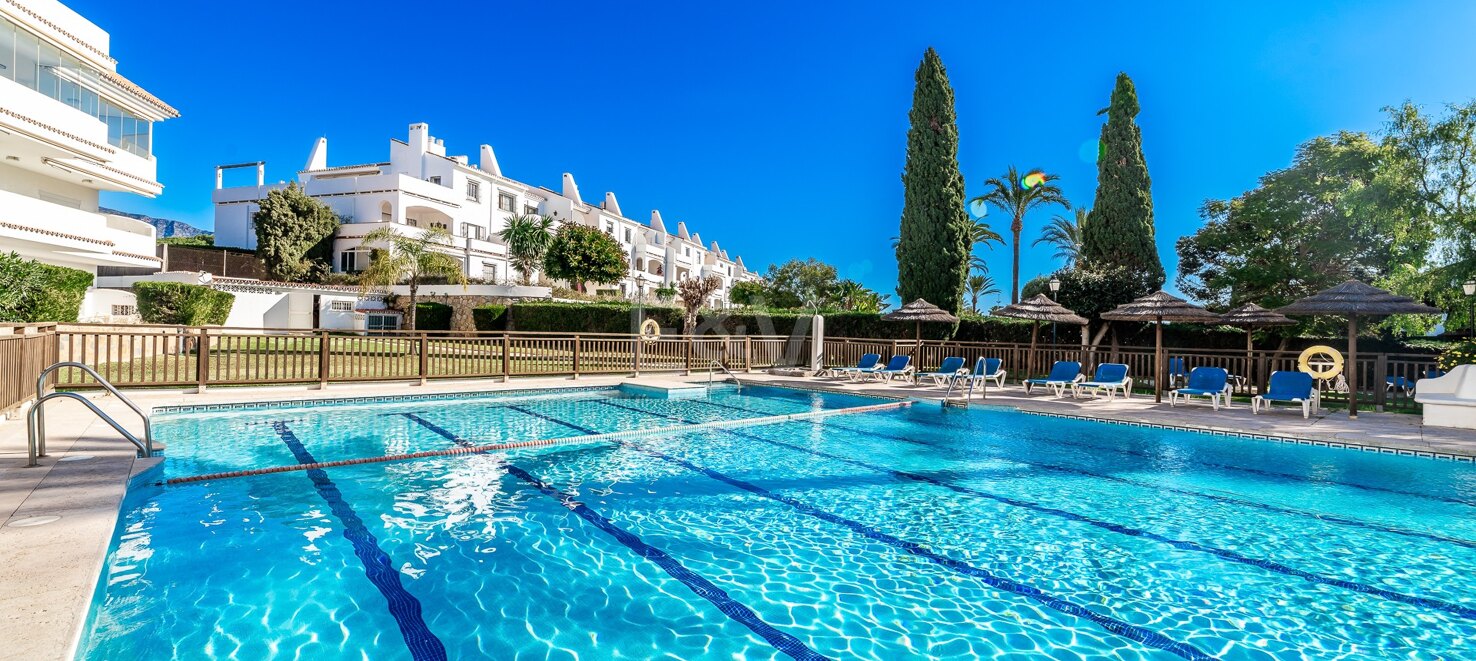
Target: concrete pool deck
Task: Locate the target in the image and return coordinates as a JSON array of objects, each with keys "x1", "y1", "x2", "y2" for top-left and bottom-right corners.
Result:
[{"x1": 1, "y1": 372, "x2": 1473, "y2": 658}]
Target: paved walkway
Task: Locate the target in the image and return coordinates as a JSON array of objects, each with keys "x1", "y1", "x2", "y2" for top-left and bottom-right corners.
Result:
[{"x1": 1, "y1": 371, "x2": 1472, "y2": 659}]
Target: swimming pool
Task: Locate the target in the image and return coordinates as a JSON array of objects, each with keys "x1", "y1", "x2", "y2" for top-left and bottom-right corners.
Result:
[{"x1": 78, "y1": 384, "x2": 1476, "y2": 659}]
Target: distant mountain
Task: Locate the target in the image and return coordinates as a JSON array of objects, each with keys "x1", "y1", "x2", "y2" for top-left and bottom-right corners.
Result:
[{"x1": 101, "y1": 207, "x2": 210, "y2": 239}]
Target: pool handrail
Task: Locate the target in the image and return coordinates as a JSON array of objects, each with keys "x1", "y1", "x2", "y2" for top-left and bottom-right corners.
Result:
[{"x1": 28, "y1": 361, "x2": 153, "y2": 467}]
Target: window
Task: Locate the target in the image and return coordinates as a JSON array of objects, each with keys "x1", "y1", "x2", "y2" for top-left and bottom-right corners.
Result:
[
  {"x1": 624, "y1": 228, "x2": 632, "y2": 243},
  {"x1": 406, "y1": 219, "x2": 418, "y2": 227},
  {"x1": 481, "y1": 262, "x2": 498, "y2": 282},
  {"x1": 329, "y1": 300, "x2": 354, "y2": 312},
  {"x1": 684, "y1": 246, "x2": 690, "y2": 257},
  {"x1": 466, "y1": 180, "x2": 481, "y2": 202},
  {"x1": 498, "y1": 193, "x2": 515, "y2": 212},
  {"x1": 428, "y1": 176, "x2": 442, "y2": 185},
  {"x1": 339, "y1": 250, "x2": 369, "y2": 273},
  {"x1": 604, "y1": 221, "x2": 614, "y2": 236},
  {"x1": 380, "y1": 202, "x2": 393, "y2": 223},
  {"x1": 461, "y1": 223, "x2": 485, "y2": 240},
  {"x1": 110, "y1": 304, "x2": 137, "y2": 316},
  {"x1": 367, "y1": 313, "x2": 400, "y2": 334},
  {"x1": 524, "y1": 204, "x2": 538, "y2": 215}
]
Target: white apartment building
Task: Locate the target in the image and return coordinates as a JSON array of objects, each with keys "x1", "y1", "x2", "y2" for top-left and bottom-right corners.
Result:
[
  {"x1": 213, "y1": 123, "x2": 759, "y2": 306},
  {"x1": 0, "y1": 0, "x2": 176, "y2": 293}
]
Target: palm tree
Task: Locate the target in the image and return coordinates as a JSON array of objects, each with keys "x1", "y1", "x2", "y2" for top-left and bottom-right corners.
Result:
[
  {"x1": 498, "y1": 214, "x2": 555, "y2": 285},
  {"x1": 965, "y1": 272, "x2": 1000, "y2": 313},
  {"x1": 969, "y1": 219, "x2": 1005, "y2": 273},
  {"x1": 358, "y1": 227, "x2": 467, "y2": 330},
  {"x1": 971, "y1": 166, "x2": 1069, "y2": 303},
  {"x1": 1034, "y1": 207, "x2": 1087, "y2": 267},
  {"x1": 832, "y1": 279, "x2": 883, "y2": 312}
]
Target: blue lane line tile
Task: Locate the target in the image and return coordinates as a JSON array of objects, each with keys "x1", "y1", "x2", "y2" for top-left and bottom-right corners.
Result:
[
  {"x1": 572, "y1": 401, "x2": 1213, "y2": 660},
  {"x1": 697, "y1": 398, "x2": 1476, "y2": 550},
  {"x1": 398, "y1": 413, "x2": 829, "y2": 661},
  {"x1": 604, "y1": 400, "x2": 1476, "y2": 623},
  {"x1": 269, "y1": 422, "x2": 448, "y2": 661},
  {"x1": 699, "y1": 398, "x2": 1476, "y2": 507}
]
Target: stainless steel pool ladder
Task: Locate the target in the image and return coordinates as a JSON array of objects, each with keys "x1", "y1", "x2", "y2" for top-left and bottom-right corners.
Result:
[
  {"x1": 942, "y1": 367, "x2": 984, "y2": 408},
  {"x1": 707, "y1": 360, "x2": 742, "y2": 392},
  {"x1": 26, "y1": 362, "x2": 153, "y2": 467}
]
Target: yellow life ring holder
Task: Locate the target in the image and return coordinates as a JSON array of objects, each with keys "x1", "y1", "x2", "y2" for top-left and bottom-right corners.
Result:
[
  {"x1": 639, "y1": 318, "x2": 662, "y2": 344},
  {"x1": 1298, "y1": 345, "x2": 1344, "y2": 380}
]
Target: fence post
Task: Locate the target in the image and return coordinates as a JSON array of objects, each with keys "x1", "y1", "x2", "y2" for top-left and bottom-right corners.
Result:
[
  {"x1": 572, "y1": 335, "x2": 581, "y2": 379},
  {"x1": 633, "y1": 335, "x2": 642, "y2": 376},
  {"x1": 418, "y1": 333, "x2": 429, "y2": 386},
  {"x1": 685, "y1": 336, "x2": 693, "y2": 375},
  {"x1": 501, "y1": 334, "x2": 511, "y2": 383},
  {"x1": 318, "y1": 330, "x2": 330, "y2": 389},
  {"x1": 1373, "y1": 353, "x2": 1388, "y2": 411},
  {"x1": 195, "y1": 328, "x2": 210, "y2": 394},
  {"x1": 891, "y1": 339, "x2": 899, "y2": 360},
  {"x1": 744, "y1": 336, "x2": 753, "y2": 373}
]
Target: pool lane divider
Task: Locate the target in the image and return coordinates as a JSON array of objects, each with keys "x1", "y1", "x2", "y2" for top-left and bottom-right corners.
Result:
[
  {"x1": 400, "y1": 413, "x2": 830, "y2": 661},
  {"x1": 159, "y1": 400, "x2": 910, "y2": 486},
  {"x1": 268, "y1": 421, "x2": 449, "y2": 661},
  {"x1": 513, "y1": 403, "x2": 1216, "y2": 661}
]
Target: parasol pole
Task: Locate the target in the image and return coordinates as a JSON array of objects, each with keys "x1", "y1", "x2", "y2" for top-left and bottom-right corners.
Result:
[
  {"x1": 1246, "y1": 328, "x2": 1255, "y2": 395},
  {"x1": 1029, "y1": 321, "x2": 1040, "y2": 381},
  {"x1": 1155, "y1": 317, "x2": 1165, "y2": 403},
  {"x1": 1347, "y1": 316, "x2": 1359, "y2": 419}
]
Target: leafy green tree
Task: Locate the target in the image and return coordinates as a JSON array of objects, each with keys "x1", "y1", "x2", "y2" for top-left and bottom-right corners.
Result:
[
  {"x1": 895, "y1": 48, "x2": 971, "y2": 313},
  {"x1": 972, "y1": 166, "x2": 1069, "y2": 303},
  {"x1": 832, "y1": 279, "x2": 884, "y2": 312},
  {"x1": 765, "y1": 258, "x2": 839, "y2": 310},
  {"x1": 252, "y1": 183, "x2": 339, "y2": 282},
  {"x1": 1082, "y1": 73, "x2": 1164, "y2": 287},
  {"x1": 1384, "y1": 100, "x2": 1476, "y2": 330},
  {"x1": 654, "y1": 285, "x2": 677, "y2": 303},
  {"x1": 498, "y1": 213, "x2": 555, "y2": 285},
  {"x1": 542, "y1": 223, "x2": 629, "y2": 293},
  {"x1": 1035, "y1": 208, "x2": 1087, "y2": 267},
  {"x1": 358, "y1": 227, "x2": 468, "y2": 330},
  {"x1": 676, "y1": 275, "x2": 722, "y2": 334},
  {"x1": 1175, "y1": 131, "x2": 1433, "y2": 334},
  {"x1": 1023, "y1": 265, "x2": 1158, "y2": 321},
  {"x1": 729, "y1": 280, "x2": 767, "y2": 307},
  {"x1": 158, "y1": 235, "x2": 214, "y2": 247},
  {"x1": 965, "y1": 273, "x2": 1001, "y2": 313},
  {"x1": 132, "y1": 282, "x2": 235, "y2": 325}
]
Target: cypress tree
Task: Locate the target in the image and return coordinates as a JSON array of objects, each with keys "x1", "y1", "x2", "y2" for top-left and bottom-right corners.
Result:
[
  {"x1": 895, "y1": 48, "x2": 970, "y2": 313},
  {"x1": 1082, "y1": 73, "x2": 1164, "y2": 286}
]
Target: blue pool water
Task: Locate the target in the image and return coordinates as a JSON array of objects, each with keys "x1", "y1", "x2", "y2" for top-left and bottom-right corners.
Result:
[{"x1": 78, "y1": 384, "x2": 1476, "y2": 659}]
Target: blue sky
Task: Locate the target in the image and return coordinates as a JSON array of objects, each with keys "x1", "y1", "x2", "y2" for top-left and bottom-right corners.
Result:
[{"x1": 89, "y1": 0, "x2": 1476, "y2": 308}]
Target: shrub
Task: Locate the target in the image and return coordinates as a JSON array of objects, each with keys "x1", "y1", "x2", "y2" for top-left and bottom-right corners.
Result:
[
  {"x1": 133, "y1": 282, "x2": 235, "y2": 325},
  {"x1": 412, "y1": 302, "x2": 453, "y2": 331},
  {"x1": 0, "y1": 252, "x2": 92, "y2": 322},
  {"x1": 471, "y1": 304, "x2": 508, "y2": 331},
  {"x1": 1438, "y1": 341, "x2": 1476, "y2": 372},
  {"x1": 508, "y1": 301, "x2": 682, "y2": 334}
]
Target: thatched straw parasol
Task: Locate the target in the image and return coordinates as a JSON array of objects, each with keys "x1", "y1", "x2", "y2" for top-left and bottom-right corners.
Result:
[
  {"x1": 884, "y1": 299, "x2": 959, "y2": 355},
  {"x1": 1277, "y1": 280, "x2": 1440, "y2": 418},
  {"x1": 991, "y1": 294, "x2": 1088, "y2": 381},
  {"x1": 1101, "y1": 291, "x2": 1222, "y2": 403},
  {"x1": 1220, "y1": 303, "x2": 1296, "y2": 393}
]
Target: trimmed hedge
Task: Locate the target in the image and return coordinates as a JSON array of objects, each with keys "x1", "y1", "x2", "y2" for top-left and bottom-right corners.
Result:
[
  {"x1": 413, "y1": 302, "x2": 453, "y2": 331},
  {"x1": 0, "y1": 252, "x2": 92, "y2": 322},
  {"x1": 471, "y1": 304, "x2": 508, "y2": 331},
  {"x1": 508, "y1": 302, "x2": 683, "y2": 334},
  {"x1": 133, "y1": 282, "x2": 234, "y2": 325}
]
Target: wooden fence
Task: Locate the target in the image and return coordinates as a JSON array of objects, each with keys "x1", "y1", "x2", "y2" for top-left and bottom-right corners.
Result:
[
  {"x1": 50, "y1": 324, "x2": 811, "y2": 390},
  {"x1": 1, "y1": 324, "x2": 59, "y2": 415},
  {"x1": 821, "y1": 336, "x2": 1439, "y2": 411}
]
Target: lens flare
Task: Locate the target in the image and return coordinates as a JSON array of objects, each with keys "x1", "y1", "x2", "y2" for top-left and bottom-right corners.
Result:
[
  {"x1": 968, "y1": 199, "x2": 989, "y2": 217},
  {"x1": 1021, "y1": 171, "x2": 1047, "y2": 189}
]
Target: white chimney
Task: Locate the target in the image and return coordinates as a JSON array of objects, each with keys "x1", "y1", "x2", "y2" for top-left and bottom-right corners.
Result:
[
  {"x1": 562, "y1": 173, "x2": 583, "y2": 204},
  {"x1": 650, "y1": 210, "x2": 667, "y2": 233},
  {"x1": 304, "y1": 137, "x2": 327, "y2": 171},
  {"x1": 479, "y1": 145, "x2": 501, "y2": 176},
  {"x1": 604, "y1": 192, "x2": 623, "y2": 216},
  {"x1": 408, "y1": 123, "x2": 430, "y2": 153},
  {"x1": 676, "y1": 222, "x2": 690, "y2": 240}
]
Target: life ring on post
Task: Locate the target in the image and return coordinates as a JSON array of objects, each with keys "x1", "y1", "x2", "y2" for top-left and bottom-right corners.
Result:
[
  {"x1": 1297, "y1": 345, "x2": 1344, "y2": 380},
  {"x1": 639, "y1": 318, "x2": 661, "y2": 345}
]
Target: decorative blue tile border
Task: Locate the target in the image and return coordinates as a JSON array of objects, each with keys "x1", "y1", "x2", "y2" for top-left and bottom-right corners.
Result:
[
  {"x1": 1015, "y1": 409, "x2": 1476, "y2": 463},
  {"x1": 150, "y1": 385, "x2": 619, "y2": 416}
]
